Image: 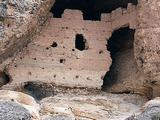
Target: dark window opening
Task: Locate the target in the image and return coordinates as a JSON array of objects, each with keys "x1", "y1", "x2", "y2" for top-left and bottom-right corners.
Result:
[
  {"x1": 60, "y1": 59, "x2": 65, "y2": 63},
  {"x1": 50, "y1": 0, "x2": 138, "y2": 20},
  {"x1": 51, "y1": 41, "x2": 58, "y2": 48},
  {"x1": 102, "y1": 27, "x2": 135, "y2": 90},
  {"x1": 75, "y1": 34, "x2": 86, "y2": 51}
]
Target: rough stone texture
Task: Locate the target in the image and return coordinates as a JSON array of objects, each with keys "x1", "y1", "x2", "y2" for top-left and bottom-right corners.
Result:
[
  {"x1": 0, "y1": 90, "x2": 147, "y2": 120},
  {"x1": 134, "y1": 0, "x2": 160, "y2": 98},
  {"x1": 0, "y1": 90, "x2": 40, "y2": 119},
  {"x1": 0, "y1": 1, "x2": 7, "y2": 20},
  {"x1": 43, "y1": 115, "x2": 72, "y2": 120},
  {"x1": 126, "y1": 97, "x2": 160, "y2": 120},
  {"x1": 5, "y1": 4, "x2": 137, "y2": 89},
  {"x1": 0, "y1": 0, "x2": 55, "y2": 63},
  {"x1": 0, "y1": 100, "x2": 32, "y2": 120},
  {"x1": 40, "y1": 93, "x2": 146, "y2": 120}
]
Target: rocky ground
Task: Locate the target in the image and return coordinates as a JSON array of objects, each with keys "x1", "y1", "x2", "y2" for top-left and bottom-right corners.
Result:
[
  {"x1": 1, "y1": 89, "x2": 160, "y2": 120},
  {"x1": 0, "y1": 90, "x2": 148, "y2": 120},
  {"x1": 39, "y1": 93, "x2": 146, "y2": 120}
]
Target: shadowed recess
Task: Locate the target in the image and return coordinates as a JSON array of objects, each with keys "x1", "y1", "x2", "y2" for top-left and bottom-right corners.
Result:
[
  {"x1": 0, "y1": 70, "x2": 10, "y2": 87},
  {"x1": 102, "y1": 27, "x2": 135, "y2": 90},
  {"x1": 50, "y1": 0, "x2": 138, "y2": 20},
  {"x1": 24, "y1": 81, "x2": 54, "y2": 100}
]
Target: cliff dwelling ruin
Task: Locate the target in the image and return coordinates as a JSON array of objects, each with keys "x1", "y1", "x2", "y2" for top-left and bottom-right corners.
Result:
[
  {"x1": 2, "y1": 0, "x2": 138, "y2": 91},
  {"x1": 0, "y1": 0, "x2": 160, "y2": 119}
]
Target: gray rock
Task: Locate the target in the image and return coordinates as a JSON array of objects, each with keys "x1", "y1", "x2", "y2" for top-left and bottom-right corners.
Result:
[
  {"x1": 44, "y1": 115, "x2": 72, "y2": 120},
  {"x1": 0, "y1": 24, "x2": 4, "y2": 38},
  {"x1": 126, "y1": 106, "x2": 160, "y2": 120},
  {"x1": 0, "y1": 1, "x2": 7, "y2": 20},
  {"x1": 8, "y1": 0, "x2": 38, "y2": 13},
  {"x1": 0, "y1": 100, "x2": 32, "y2": 120}
]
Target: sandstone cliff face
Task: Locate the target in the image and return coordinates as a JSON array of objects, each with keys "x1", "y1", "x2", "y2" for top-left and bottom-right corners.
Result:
[
  {"x1": 0, "y1": 0, "x2": 55, "y2": 63},
  {"x1": 126, "y1": 97, "x2": 160, "y2": 120},
  {"x1": 135, "y1": 0, "x2": 160, "y2": 98}
]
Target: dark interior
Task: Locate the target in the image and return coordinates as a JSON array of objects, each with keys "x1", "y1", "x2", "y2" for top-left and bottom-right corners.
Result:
[
  {"x1": 0, "y1": 71, "x2": 10, "y2": 86},
  {"x1": 75, "y1": 34, "x2": 86, "y2": 51},
  {"x1": 24, "y1": 81, "x2": 54, "y2": 100},
  {"x1": 50, "y1": 0, "x2": 138, "y2": 20},
  {"x1": 102, "y1": 27, "x2": 135, "y2": 90}
]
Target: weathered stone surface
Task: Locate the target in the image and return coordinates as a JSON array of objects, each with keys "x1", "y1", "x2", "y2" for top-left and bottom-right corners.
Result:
[
  {"x1": 0, "y1": 0, "x2": 55, "y2": 63},
  {"x1": 134, "y1": 0, "x2": 160, "y2": 98},
  {"x1": 0, "y1": 1, "x2": 7, "y2": 20},
  {"x1": 136, "y1": 0, "x2": 160, "y2": 29},
  {"x1": 126, "y1": 97, "x2": 160, "y2": 120},
  {"x1": 40, "y1": 93, "x2": 146, "y2": 120},
  {"x1": 0, "y1": 100, "x2": 32, "y2": 120},
  {"x1": 43, "y1": 115, "x2": 72, "y2": 120},
  {"x1": 0, "y1": 90, "x2": 40, "y2": 119}
]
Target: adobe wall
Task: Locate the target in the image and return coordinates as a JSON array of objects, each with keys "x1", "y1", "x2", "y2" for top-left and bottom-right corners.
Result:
[{"x1": 4, "y1": 3, "x2": 138, "y2": 90}]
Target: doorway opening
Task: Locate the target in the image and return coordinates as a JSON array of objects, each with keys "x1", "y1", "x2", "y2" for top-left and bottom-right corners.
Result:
[{"x1": 102, "y1": 27, "x2": 135, "y2": 90}]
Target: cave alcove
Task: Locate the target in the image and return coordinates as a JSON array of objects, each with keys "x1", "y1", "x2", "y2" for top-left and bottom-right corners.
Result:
[
  {"x1": 102, "y1": 27, "x2": 135, "y2": 90},
  {"x1": 24, "y1": 81, "x2": 55, "y2": 100}
]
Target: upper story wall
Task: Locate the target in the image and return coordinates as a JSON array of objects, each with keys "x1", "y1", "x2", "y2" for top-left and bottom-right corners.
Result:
[
  {"x1": 52, "y1": 3, "x2": 137, "y2": 40},
  {"x1": 51, "y1": 3, "x2": 137, "y2": 51},
  {"x1": 46, "y1": 3, "x2": 137, "y2": 72}
]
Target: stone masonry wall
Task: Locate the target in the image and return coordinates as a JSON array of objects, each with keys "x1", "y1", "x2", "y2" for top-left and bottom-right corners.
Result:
[{"x1": 4, "y1": 3, "x2": 138, "y2": 90}]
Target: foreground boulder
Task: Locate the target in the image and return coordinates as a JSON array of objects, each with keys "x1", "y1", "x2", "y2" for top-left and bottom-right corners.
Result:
[
  {"x1": 0, "y1": 90, "x2": 40, "y2": 120},
  {"x1": 126, "y1": 97, "x2": 160, "y2": 120},
  {"x1": 0, "y1": 100, "x2": 32, "y2": 120}
]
